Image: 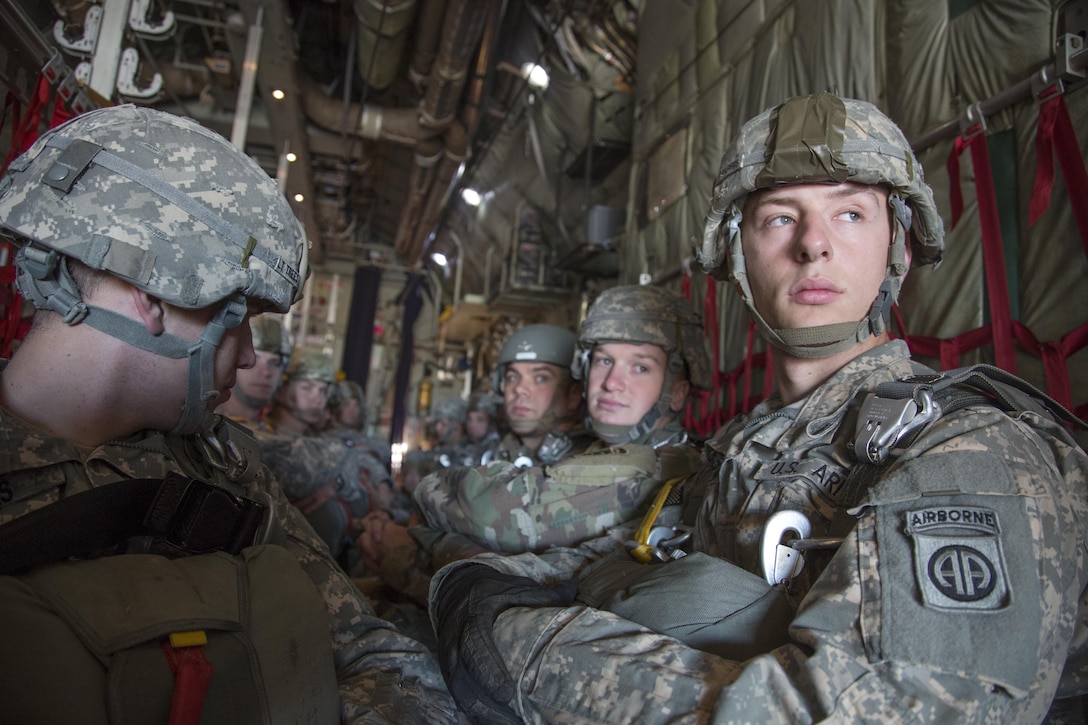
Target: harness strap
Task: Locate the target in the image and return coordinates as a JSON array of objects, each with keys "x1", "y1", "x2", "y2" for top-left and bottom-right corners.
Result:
[
  {"x1": 162, "y1": 631, "x2": 214, "y2": 725},
  {"x1": 0, "y1": 472, "x2": 268, "y2": 576}
]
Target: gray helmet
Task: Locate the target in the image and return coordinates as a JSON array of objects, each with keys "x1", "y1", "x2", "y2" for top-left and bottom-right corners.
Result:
[
  {"x1": 695, "y1": 92, "x2": 944, "y2": 359},
  {"x1": 0, "y1": 105, "x2": 308, "y2": 434},
  {"x1": 573, "y1": 285, "x2": 708, "y2": 444},
  {"x1": 494, "y1": 323, "x2": 577, "y2": 390}
]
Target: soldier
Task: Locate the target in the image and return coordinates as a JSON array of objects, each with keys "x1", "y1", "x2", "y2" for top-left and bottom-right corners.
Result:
[
  {"x1": 256, "y1": 354, "x2": 388, "y2": 567},
  {"x1": 486, "y1": 323, "x2": 589, "y2": 467},
  {"x1": 215, "y1": 314, "x2": 291, "y2": 427},
  {"x1": 400, "y1": 396, "x2": 469, "y2": 495},
  {"x1": 0, "y1": 105, "x2": 456, "y2": 722},
  {"x1": 359, "y1": 285, "x2": 709, "y2": 605},
  {"x1": 429, "y1": 92, "x2": 1088, "y2": 723},
  {"x1": 461, "y1": 390, "x2": 502, "y2": 465},
  {"x1": 328, "y1": 378, "x2": 394, "y2": 474}
]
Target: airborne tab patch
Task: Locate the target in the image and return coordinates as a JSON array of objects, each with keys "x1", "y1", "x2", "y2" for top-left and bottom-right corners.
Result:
[{"x1": 905, "y1": 506, "x2": 1008, "y2": 611}]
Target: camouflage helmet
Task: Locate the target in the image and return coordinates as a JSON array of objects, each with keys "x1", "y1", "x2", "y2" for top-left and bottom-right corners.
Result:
[
  {"x1": 251, "y1": 315, "x2": 292, "y2": 359},
  {"x1": 467, "y1": 390, "x2": 501, "y2": 417},
  {"x1": 335, "y1": 379, "x2": 365, "y2": 404},
  {"x1": 572, "y1": 284, "x2": 711, "y2": 390},
  {"x1": 0, "y1": 105, "x2": 307, "y2": 313},
  {"x1": 0, "y1": 105, "x2": 308, "y2": 435},
  {"x1": 285, "y1": 351, "x2": 337, "y2": 384},
  {"x1": 432, "y1": 396, "x2": 468, "y2": 422},
  {"x1": 494, "y1": 323, "x2": 577, "y2": 390},
  {"x1": 695, "y1": 93, "x2": 945, "y2": 359}
]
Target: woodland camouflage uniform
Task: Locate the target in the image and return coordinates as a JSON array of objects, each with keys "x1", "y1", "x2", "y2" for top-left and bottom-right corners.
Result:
[{"x1": 377, "y1": 286, "x2": 710, "y2": 607}]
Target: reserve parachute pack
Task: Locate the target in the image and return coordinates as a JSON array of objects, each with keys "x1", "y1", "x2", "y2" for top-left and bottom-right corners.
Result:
[{"x1": 0, "y1": 421, "x2": 340, "y2": 724}]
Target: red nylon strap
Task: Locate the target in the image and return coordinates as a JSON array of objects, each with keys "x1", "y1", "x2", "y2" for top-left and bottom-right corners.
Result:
[
  {"x1": 1028, "y1": 91, "x2": 1088, "y2": 261},
  {"x1": 161, "y1": 640, "x2": 214, "y2": 725},
  {"x1": 946, "y1": 132, "x2": 971, "y2": 228},
  {"x1": 1012, "y1": 321, "x2": 1088, "y2": 410},
  {"x1": 904, "y1": 325, "x2": 995, "y2": 371},
  {"x1": 1029, "y1": 87, "x2": 1063, "y2": 225},
  {"x1": 3, "y1": 74, "x2": 51, "y2": 172},
  {"x1": 947, "y1": 128, "x2": 1017, "y2": 372}
]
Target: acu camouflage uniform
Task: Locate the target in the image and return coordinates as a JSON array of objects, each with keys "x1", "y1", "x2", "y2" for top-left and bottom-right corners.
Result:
[
  {"x1": 429, "y1": 340, "x2": 1088, "y2": 722},
  {"x1": 0, "y1": 410, "x2": 458, "y2": 723},
  {"x1": 428, "y1": 93, "x2": 1088, "y2": 723},
  {"x1": 0, "y1": 106, "x2": 456, "y2": 723}
]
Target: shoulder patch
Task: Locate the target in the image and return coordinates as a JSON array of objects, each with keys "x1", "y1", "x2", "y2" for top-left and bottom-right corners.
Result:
[{"x1": 905, "y1": 506, "x2": 1009, "y2": 610}]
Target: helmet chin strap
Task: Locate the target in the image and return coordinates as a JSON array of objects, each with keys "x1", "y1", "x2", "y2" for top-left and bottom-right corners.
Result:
[
  {"x1": 15, "y1": 244, "x2": 247, "y2": 436},
  {"x1": 725, "y1": 194, "x2": 911, "y2": 360}
]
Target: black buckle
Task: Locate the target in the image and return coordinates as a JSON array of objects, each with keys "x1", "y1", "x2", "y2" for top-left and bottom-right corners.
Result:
[{"x1": 144, "y1": 473, "x2": 267, "y2": 555}]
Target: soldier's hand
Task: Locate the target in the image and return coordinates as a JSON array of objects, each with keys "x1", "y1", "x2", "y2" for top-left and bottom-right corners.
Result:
[
  {"x1": 432, "y1": 565, "x2": 577, "y2": 724},
  {"x1": 292, "y1": 481, "x2": 338, "y2": 515}
]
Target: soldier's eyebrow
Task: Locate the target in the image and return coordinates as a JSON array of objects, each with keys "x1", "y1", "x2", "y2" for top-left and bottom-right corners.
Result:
[{"x1": 753, "y1": 183, "x2": 883, "y2": 211}]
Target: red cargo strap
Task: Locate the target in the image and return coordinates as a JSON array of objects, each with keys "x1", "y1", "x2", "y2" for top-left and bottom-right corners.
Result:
[
  {"x1": 1028, "y1": 88, "x2": 1088, "y2": 261},
  {"x1": 161, "y1": 637, "x2": 214, "y2": 725},
  {"x1": 947, "y1": 125, "x2": 1017, "y2": 372},
  {"x1": 1013, "y1": 321, "x2": 1088, "y2": 411},
  {"x1": 2, "y1": 74, "x2": 51, "y2": 173}
]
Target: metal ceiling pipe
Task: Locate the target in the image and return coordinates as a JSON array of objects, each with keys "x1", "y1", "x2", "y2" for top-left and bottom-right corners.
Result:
[
  {"x1": 298, "y1": 70, "x2": 436, "y2": 146},
  {"x1": 408, "y1": 0, "x2": 445, "y2": 91},
  {"x1": 418, "y1": 0, "x2": 492, "y2": 129},
  {"x1": 461, "y1": 0, "x2": 503, "y2": 138},
  {"x1": 353, "y1": 0, "x2": 418, "y2": 91},
  {"x1": 392, "y1": 138, "x2": 444, "y2": 257},
  {"x1": 400, "y1": 120, "x2": 468, "y2": 263}
]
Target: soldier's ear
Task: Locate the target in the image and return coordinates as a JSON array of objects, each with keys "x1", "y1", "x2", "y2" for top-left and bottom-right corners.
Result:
[
  {"x1": 668, "y1": 379, "x2": 690, "y2": 413},
  {"x1": 130, "y1": 286, "x2": 166, "y2": 335}
]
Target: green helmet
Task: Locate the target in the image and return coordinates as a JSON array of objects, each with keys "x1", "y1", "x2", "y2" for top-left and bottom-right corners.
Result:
[
  {"x1": 695, "y1": 92, "x2": 944, "y2": 359},
  {"x1": 573, "y1": 285, "x2": 708, "y2": 444},
  {"x1": 0, "y1": 106, "x2": 308, "y2": 434},
  {"x1": 494, "y1": 324, "x2": 577, "y2": 390}
]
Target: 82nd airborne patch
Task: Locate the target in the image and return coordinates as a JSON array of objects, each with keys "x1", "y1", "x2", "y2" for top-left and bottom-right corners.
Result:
[{"x1": 905, "y1": 506, "x2": 1009, "y2": 611}]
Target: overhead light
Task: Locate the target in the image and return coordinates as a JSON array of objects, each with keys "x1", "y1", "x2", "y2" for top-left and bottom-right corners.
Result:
[
  {"x1": 272, "y1": 89, "x2": 285, "y2": 100},
  {"x1": 461, "y1": 188, "x2": 481, "y2": 207},
  {"x1": 285, "y1": 151, "x2": 297, "y2": 162},
  {"x1": 521, "y1": 62, "x2": 549, "y2": 91},
  {"x1": 431, "y1": 252, "x2": 448, "y2": 267},
  {"x1": 293, "y1": 193, "x2": 304, "y2": 202}
]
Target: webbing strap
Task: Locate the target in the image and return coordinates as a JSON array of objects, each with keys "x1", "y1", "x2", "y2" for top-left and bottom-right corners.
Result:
[
  {"x1": 161, "y1": 638, "x2": 214, "y2": 725},
  {"x1": 0, "y1": 473, "x2": 267, "y2": 576},
  {"x1": 947, "y1": 128, "x2": 1017, "y2": 373},
  {"x1": 1029, "y1": 90, "x2": 1088, "y2": 262}
]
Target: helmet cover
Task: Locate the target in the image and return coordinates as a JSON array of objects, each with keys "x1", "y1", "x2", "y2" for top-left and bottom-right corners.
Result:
[
  {"x1": 0, "y1": 104, "x2": 308, "y2": 313},
  {"x1": 573, "y1": 284, "x2": 710, "y2": 390},
  {"x1": 696, "y1": 92, "x2": 943, "y2": 279}
]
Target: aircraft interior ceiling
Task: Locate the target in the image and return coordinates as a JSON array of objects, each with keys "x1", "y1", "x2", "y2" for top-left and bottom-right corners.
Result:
[{"x1": 2, "y1": 0, "x2": 1088, "y2": 439}]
